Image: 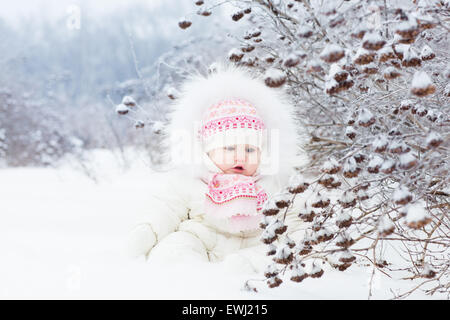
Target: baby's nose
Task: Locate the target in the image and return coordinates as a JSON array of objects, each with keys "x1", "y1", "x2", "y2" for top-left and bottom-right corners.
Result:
[{"x1": 235, "y1": 146, "x2": 247, "y2": 161}]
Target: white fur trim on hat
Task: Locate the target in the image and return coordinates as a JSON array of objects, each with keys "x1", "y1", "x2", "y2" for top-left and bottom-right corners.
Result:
[{"x1": 164, "y1": 61, "x2": 310, "y2": 188}]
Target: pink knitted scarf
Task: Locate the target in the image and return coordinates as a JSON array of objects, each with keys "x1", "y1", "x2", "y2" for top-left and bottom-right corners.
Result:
[{"x1": 204, "y1": 171, "x2": 268, "y2": 233}]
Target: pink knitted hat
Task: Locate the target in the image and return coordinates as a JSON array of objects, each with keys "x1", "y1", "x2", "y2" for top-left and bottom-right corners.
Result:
[{"x1": 197, "y1": 98, "x2": 266, "y2": 153}]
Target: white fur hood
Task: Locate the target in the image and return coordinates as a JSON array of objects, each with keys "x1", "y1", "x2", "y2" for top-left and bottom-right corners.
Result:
[{"x1": 162, "y1": 62, "x2": 310, "y2": 190}]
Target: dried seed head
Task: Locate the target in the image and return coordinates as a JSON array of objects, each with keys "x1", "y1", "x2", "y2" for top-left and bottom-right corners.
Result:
[
  {"x1": 266, "y1": 244, "x2": 277, "y2": 256},
  {"x1": 336, "y1": 211, "x2": 353, "y2": 228},
  {"x1": 273, "y1": 193, "x2": 292, "y2": 209},
  {"x1": 264, "y1": 263, "x2": 279, "y2": 278},
  {"x1": 242, "y1": 281, "x2": 258, "y2": 292},
  {"x1": 259, "y1": 215, "x2": 274, "y2": 229},
  {"x1": 405, "y1": 202, "x2": 432, "y2": 229},
  {"x1": 381, "y1": 159, "x2": 396, "y2": 174},
  {"x1": 260, "y1": 228, "x2": 277, "y2": 244},
  {"x1": 417, "y1": 15, "x2": 436, "y2": 29},
  {"x1": 267, "y1": 218, "x2": 288, "y2": 235},
  {"x1": 354, "y1": 182, "x2": 370, "y2": 191},
  {"x1": 283, "y1": 52, "x2": 301, "y2": 68},
  {"x1": 197, "y1": 7, "x2": 212, "y2": 16},
  {"x1": 358, "y1": 109, "x2": 376, "y2": 127},
  {"x1": 178, "y1": 18, "x2": 192, "y2": 30},
  {"x1": 393, "y1": 185, "x2": 413, "y2": 205},
  {"x1": 362, "y1": 32, "x2": 386, "y2": 51},
  {"x1": 353, "y1": 47, "x2": 375, "y2": 65},
  {"x1": 228, "y1": 48, "x2": 244, "y2": 62},
  {"x1": 122, "y1": 96, "x2": 136, "y2": 107},
  {"x1": 421, "y1": 45, "x2": 435, "y2": 61},
  {"x1": 297, "y1": 243, "x2": 313, "y2": 256},
  {"x1": 315, "y1": 227, "x2": 334, "y2": 243},
  {"x1": 134, "y1": 120, "x2": 145, "y2": 129},
  {"x1": 402, "y1": 48, "x2": 421, "y2": 67},
  {"x1": 232, "y1": 10, "x2": 244, "y2": 21},
  {"x1": 298, "y1": 25, "x2": 314, "y2": 38},
  {"x1": 421, "y1": 264, "x2": 436, "y2": 279},
  {"x1": 395, "y1": 20, "x2": 420, "y2": 39},
  {"x1": 416, "y1": 105, "x2": 428, "y2": 117},
  {"x1": 378, "y1": 215, "x2": 395, "y2": 236},
  {"x1": 351, "y1": 27, "x2": 367, "y2": 39},
  {"x1": 273, "y1": 245, "x2": 294, "y2": 265},
  {"x1": 320, "y1": 44, "x2": 345, "y2": 63},
  {"x1": 328, "y1": 63, "x2": 344, "y2": 81},
  {"x1": 115, "y1": 103, "x2": 129, "y2": 115},
  {"x1": 285, "y1": 234, "x2": 296, "y2": 249},
  {"x1": 264, "y1": 55, "x2": 275, "y2": 64},
  {"x1": 337, "y1": 262, "x2": 352, "y2": 271},
  {"x1": 321, "y1": 157, "x2": 341, "y2": 174},
  {"x1": 356, "y1": 188, "x2": 369, "y2": 201},
  {"x1": 338, "y1": 250, "x2": 356, "y2": 263},
  {"x1": 400, "y1": 99, "x2": 413, "y2": 111},
  {"x1": 310, "y1": 262, "x2": 324, "y2": 278},
  {"x1": 267, "y1": 276, "x2": 283, "y2": 288},
  {"x1": 398, "y1": 152, "x2": 418, "y2": 170},
  {"x1": 329, "y1": 15, "x2": 345, "y2": 28},
  {"x1": 240, "y1": 56, "x2": 257, "y2": 67},
  {"x1": 346, "y1": 126, "x2": 356, "y2": 139},
  {"x1": 426, "y1": 110, "x2": 437, "y2": 122},
  {"x1": 338, "y1": 191, "x2": 357, "y2": 209},
  {"x1": 262, "y1": 199, "x2": 280, "y2": 216},
  {"x1": 425, "y1": 131, "x2": 443, "y2": 149},
  {"x1": 372, "y1": 135, "x2": 389, "y2": 153},
  {"x1": 264, "y1": 68, "x2": 287, "y2": 88},
  {"x1": 367, "y1": 155, "x2": 384, "y2": 174},
  {"x1": 288, "y1": 174, "x2": 310, "y2": 194},
  {"x1": 307, "y1": 60, "x2": 324, "y2": 74},
  {"x1": 392, "y1": 43, "x2": 409, "y2": 60},
  {"x1": 166, "y1": 89, "x2": 178, "y2": 101},
  {"x1": 378, "y1": 46, "x2": 396, "y2": 62},
  {"x1": 318, "y1": 174, "x2": 337, "y2": 188},
  {"x1": 411, "y1": 71, "x2": 436, "y2": 97},
  {"x1": 388, "y1": 140, "x2": 410, "y2": 154},
  {"x1": 298, "y1": 207, "x2": 316, "y2": 222},
  {"x1": 335, "y1": 232, "x2": 355, "y2": 248},
  {"x1": 290, "y1": 265, "x2": 308, "y2": 282},
  {"x1": 343, "y1": 157, "x2": 361, "y2": 178},
  {"x1": 241, "y1": 44, "x2": 255, "y2": 53},
  {"x1": 383, "y1": 67, "x2": 402, "y2": 80},
  {"x1": 310, "y1": 192, "x2": 330, "y2": 208},
  {"x1": 362, "y1": 63, "x2": 378, "y2": 74},
  {"x1": 151, "y1": 121, "x2": 164, "y2": 134}
]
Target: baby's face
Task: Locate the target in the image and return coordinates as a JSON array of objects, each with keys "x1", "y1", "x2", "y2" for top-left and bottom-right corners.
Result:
[{"x1": 207, "y1": 144, "x2": 261, "y2": 176}]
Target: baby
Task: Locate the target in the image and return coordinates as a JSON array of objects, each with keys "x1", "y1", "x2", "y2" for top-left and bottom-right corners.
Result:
[{"x1": 127, "y1": 62, "x2": 307, "y2": 271}]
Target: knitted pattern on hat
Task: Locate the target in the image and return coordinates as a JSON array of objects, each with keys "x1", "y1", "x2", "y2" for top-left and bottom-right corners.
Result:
[{"x1": 198, "y1": 98, "x2": 266, "y2": 153}]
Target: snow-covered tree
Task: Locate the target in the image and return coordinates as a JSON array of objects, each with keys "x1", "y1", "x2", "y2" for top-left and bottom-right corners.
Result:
[{"x1": 177, "y1": 0, "x2": 449, "y2": 299}]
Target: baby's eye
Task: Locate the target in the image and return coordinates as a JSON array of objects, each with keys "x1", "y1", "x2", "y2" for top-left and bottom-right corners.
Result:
[
  {"x1": 246, "y1": 147, "x2": 255, "y2": 153},
  {"x1": 224, "y1": 146, "x2": 235, "y2": 151}
]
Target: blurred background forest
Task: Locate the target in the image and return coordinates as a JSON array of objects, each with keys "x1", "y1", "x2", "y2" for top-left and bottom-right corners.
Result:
[{"x1": 0, "y1": 0, "x2": 236, "y2": 169}]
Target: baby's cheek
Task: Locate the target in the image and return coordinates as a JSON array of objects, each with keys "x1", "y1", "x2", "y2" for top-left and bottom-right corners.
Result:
[{"x1": 247, "y1": 152, "x2": 260, "y2": 166}]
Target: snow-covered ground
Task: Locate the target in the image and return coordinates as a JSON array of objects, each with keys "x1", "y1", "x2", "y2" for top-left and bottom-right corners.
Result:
[{"x1": 0, "y1": 149, "x2": 440, "y2": 299}]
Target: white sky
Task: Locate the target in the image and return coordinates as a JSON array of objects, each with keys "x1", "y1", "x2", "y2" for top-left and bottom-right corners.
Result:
[{"x1": 0, "y1": 0, "x2": 166, "y2": 25}]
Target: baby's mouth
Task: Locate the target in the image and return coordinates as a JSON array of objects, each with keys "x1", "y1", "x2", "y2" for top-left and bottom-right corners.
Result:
[{"x1": 232, "y1": 165, "x2": 244, "y2": 172}]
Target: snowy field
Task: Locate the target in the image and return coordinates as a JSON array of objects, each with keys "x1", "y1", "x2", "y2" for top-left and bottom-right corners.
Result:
[{"x1": 0, "y1": 149, "x2": 441, "y2": 299}]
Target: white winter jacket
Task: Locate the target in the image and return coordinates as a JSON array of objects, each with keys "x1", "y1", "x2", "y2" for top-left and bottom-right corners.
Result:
[
  {"x1": 127, "y1": 62, "x2": 310, "y2": 270},
  {"x1": 128, "y1": 167, "x2": 309, "y2": 269}
]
